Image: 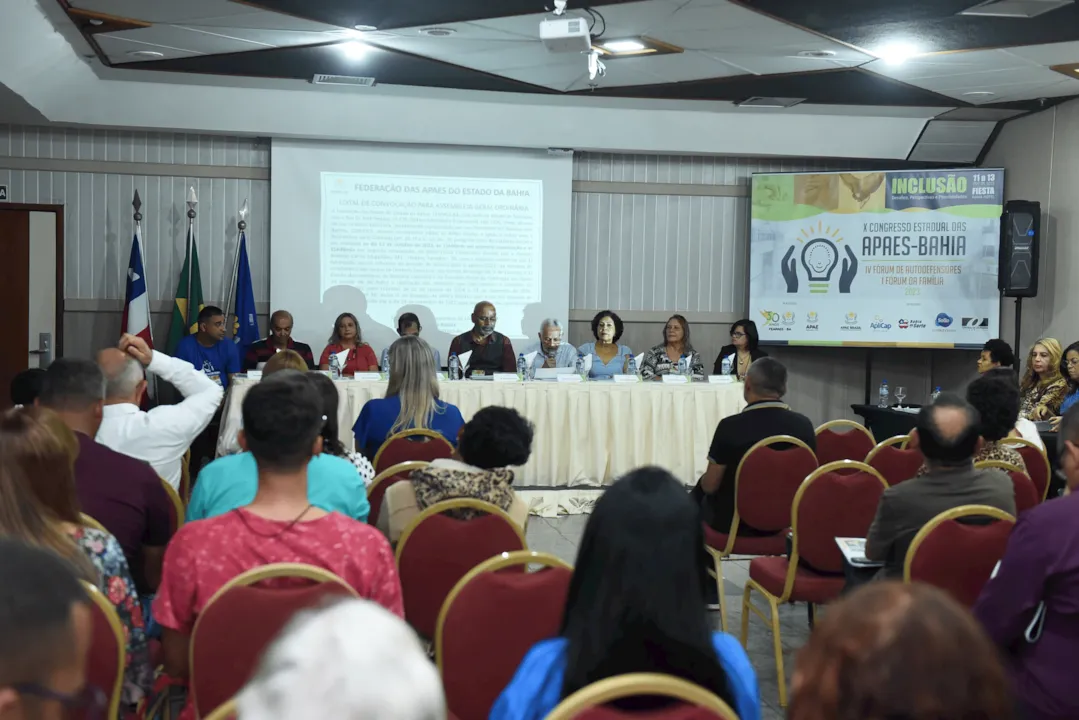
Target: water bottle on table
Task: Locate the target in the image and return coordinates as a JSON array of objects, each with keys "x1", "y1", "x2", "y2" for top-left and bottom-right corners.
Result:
[
  {"x1": 678, "y1": 354, "x2": 688, "y2": 377},
  {"x1": 575, "y1": 352, "x2": 585, "y2": 378},
  {"x1": 931, "y1": 386, "x2": 941, "y2": 403},
  {"x1": 516, "y1": 353, "x2": 528, "y2": 381},
  {"x1": 625, "y1": 354, "x2": 638, "y2": 376},
  {"x1": 328, "y1": 352, "x2": 342, "y2": 380},
  {"x1": 720, "y1": 354, "x2": 733, "y2": 375},
  {"x1": 380, "y1": 347, "x2": 390, "y2": 376},
  {"x1": 448, "y1": 353, "x2": 460, "y2": 380},
  {"x1": 878, "y1": 379, "x2": 889, "y2": 408}
]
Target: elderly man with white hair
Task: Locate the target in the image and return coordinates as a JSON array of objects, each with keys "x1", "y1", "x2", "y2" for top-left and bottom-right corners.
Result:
[
  {"x1": 236, "y1": 598, "x2": 446, "y2": 720},
  {"x1": 525, "y1": 318, "x2": 577, "y2": 370}
]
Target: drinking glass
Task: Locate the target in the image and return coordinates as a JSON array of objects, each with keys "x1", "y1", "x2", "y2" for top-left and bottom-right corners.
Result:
[{"x1": 895, "y1": 386, "x2": 907, "y2": 407}]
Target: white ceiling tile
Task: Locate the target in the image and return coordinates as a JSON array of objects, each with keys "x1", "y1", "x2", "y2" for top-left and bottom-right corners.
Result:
[
  {"x1": 95, "y1": 33, "x2": 204, "y2": 62},
  {"x1": 1003, "y1": 40, "x2": 1079, "y2": 65},
  {"x1": 907, "y1": 143, "x2": 983, "y2": 163},
  {"x1": 918, "y1": 121, "x2": 996, "y2": 144},
  {"x1": 100, "y1": 25, "x2": 259, "y2": 56}
]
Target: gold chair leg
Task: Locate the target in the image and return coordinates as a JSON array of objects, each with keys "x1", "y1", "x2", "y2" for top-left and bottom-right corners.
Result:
[
  {"x1": 740, "y1": 582, "x2": 752, "y2": 648},
  {"x1": 769, "y1": 595, "x2": 788, "y2": 708},
  {"x1": 715, "y1": 554, "x2": 728, "y2": 633}
]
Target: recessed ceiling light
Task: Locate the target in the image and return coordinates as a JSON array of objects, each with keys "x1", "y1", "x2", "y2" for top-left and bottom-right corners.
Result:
[
  {"x1": 591, "y1": 36, "x2": 680, "y2": 58},
  {"x1": 963, "y1": 90, "x2": 996, "y2": 97},
  {"x1": 126, "y1": 50, "x2": 164, "y2": 58},
  {"x1": 600, "y1": 39, "x2": 647, "y2": 53},
  {"x1": 88, "y1": 18, "x2": 104, "y2": 26},
  {"x1": 353, "y1": 24, "x2": 377, "y2": 31},
  {"x1": 338, "y1": 40, "x2": 368, "y2": 60},
  {"x1": 419, "y1": 27, "x2": 456, "y2": 37},
  {"x1": 797, "y1": 50, "x2": 837, "y2": 58},
  {"x1": 873, "y1": 41, "x2": 921, "y2": 65}
]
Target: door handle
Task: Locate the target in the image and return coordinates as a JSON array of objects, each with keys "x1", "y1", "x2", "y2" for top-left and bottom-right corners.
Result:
[{"x1": 29, "y1": 332, "x2": 52, "y2": 367}]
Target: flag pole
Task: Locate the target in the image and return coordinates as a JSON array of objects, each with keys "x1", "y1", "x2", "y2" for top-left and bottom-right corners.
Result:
[
  {"x1": 185, "y1": 187, "x2": 198, "y2": 334},
  {"x1": 132, "y1": 190, "x2": 155, "y2": 346},
  {"x1": 223, "y1": 199, "x2": 248, "y2": 339}
]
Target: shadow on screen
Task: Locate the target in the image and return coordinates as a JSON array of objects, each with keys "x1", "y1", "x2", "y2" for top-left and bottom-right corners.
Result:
[
  {"x1": 320, "y1": 285, "x2": 399, "y2": 357},
  {"x1": 519, "y1": 302, "x2": 550, "y2": 342},
  {"x1": 395, "y1": 304, "x2": 454, "y2": 368}
]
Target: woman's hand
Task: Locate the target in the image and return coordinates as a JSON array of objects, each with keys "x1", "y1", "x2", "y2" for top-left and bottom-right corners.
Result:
[
  {"x1": 1050, "y1": 415, "x2": 1063, "y2": 431},
  {"x1": 1032, "y1": 406, "x2": 1051, "y2": 420}
]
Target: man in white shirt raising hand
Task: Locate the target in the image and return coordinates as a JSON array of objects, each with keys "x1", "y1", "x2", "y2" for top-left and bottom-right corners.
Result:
[{"x1": 96, "y1": 333, "x2": 224, "y2": 489}]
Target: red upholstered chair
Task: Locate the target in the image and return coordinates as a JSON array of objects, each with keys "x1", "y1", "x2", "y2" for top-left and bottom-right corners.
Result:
[
  {"x1": 160, "y1": 476, "x2": 185, "y2": 535},
  {"x1": 865, "y1": 436, "x2": 921, "y2": 486},
  {"x1": 79, "y1": 581, "x2": 125, "y2": 720},
  {"x1": 904, "y1": 504, "x2": 1016, "y2": 608},
  {"x1": 545, "y1": 673, "x2": 738, "y2": 720},
  {"x1": 703, "y1": 435, "x2": 818, "y2": 633},
  {"x1": 396, "y1": 498, "x2": 527, "y2": 638},
  {"x1": 204, "y1": 699, "x2": 238, "y2": 720},
  {"x1": 976, "y1": 460, "x2": 1039, "y2": 514},
  {"x1": 367, "y1": 460, "x2": 430, "y2": 529},
  {"x1": 190, "y1": 564, "x2": 358, "y2": 719},
  {"x1": 742, "y1": 460, "x2": 888, "y2": 708},
  {"x1": 814, "y1": 420, "x2": 876, "y2": 466},
  {"x1": 436, "y1": 551, "x2": 572, "y2": 720},
  {"x1": 373, "y1": 429, "x2": 454, "y2": 474},
  {"x1": 1004, "y1": 437, "x2": 1052, "y2": 501}
]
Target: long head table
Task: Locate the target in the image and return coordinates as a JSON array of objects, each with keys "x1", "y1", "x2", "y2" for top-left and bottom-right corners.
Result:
[{"x1": 218, "y1": 378, "x2": 746, "y2": 493}]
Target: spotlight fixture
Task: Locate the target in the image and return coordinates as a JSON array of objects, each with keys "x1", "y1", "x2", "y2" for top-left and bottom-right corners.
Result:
[
  {"x1": 126, "y1": 50, "x2": 164, "y2": 58},
  {"x1": 592, "y1": 36, "x2": 683, "y2": 58},
  {"x1": 872, "y1": 41, "x2": 921, "y2": 65},
  {"x1": 339, "y1": 40, "x2": 368, "y2": 60},
  {"x1": 353, "y1": 24, "x2": 377, "y2": 31}
]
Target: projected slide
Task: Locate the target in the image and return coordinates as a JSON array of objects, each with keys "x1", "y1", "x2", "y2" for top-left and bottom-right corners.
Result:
[{"x1": 748, "y1": 168, "x2": 1004, "y2": 349}]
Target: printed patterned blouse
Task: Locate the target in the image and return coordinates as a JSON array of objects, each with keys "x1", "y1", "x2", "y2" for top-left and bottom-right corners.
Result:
[{"x1": 640, "y1": 344, "x2": 706, "y2": 379}]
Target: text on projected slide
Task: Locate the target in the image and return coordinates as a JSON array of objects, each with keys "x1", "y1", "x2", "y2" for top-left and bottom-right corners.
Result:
[{"x1": 320, "y1": 172, "x2": 543, "y2": 333}]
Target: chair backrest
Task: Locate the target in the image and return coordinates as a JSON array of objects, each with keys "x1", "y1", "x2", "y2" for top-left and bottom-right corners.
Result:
[
  {"x1": 733, "y1": 436, "x2": 818, "y2": 534},
  {"x1": 975, "y1": 460, "x2": 1039, "y2": 513},
  {"x1": 436, "y1": 551, "x2": 572, "y2": 720},
  {"x1": 864, "y1": 439, "x2": 921, "y2": 486},
  {"x1": 792, "y1": 461, "x2": 889, "y2": 578},
  {"x1": 904, "y1": 505, "x2": 1016, "y2": 607},
  {"x1": 190, "y1": 564, "x2": 358, "y2": 718},
  {"x1": 1003, "y1": 438, "x2": 1051, "y2": 500},
  {"x1": 203, "y1": 699, "x2": 237, "y2": 720},
  {"x1": 546, "y1": 673, "x2": 738, "y2": 720},
  {"x1": 396, "y1": 498, "x2": 528, "y2": 638},
  {"x1": 814, "y1": 421, "x2": 876, "y2": 466},
  {"x1": 79, "y1": 513, "x2": 107, "y2": 533},
  {"x1": 160, "y1": 477, "x2": 185, "y2": 535},
  {"x1": 180, "y1": 448, "x2": 192, "y2": 505},
  {"x1": 79, "y1": 581, "x2": 124, "y2": 720},
  {"x1": 367, "y1": 460, "x2": 430, "y2": 527},
  {"x1": 373, "y1": 429, "x2": 454, "y2": 474}
]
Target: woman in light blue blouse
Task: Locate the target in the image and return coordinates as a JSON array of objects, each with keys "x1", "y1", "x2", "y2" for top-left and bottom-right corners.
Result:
[
  {"x1": 490, "y1": 468, "x2": 759, "y2": 720},
  {"x1": 576, "y1": 310, "x2": 634, "y2": 379}
]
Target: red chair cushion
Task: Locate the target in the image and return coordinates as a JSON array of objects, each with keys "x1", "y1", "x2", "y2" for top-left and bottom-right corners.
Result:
[
  {"x1": 701, "y1": 523, "x2": 787, "y2": 557},
  {"x1": 815, "y1": 429, "x2": 875, "y2": 466},
  {"x1": 191, "y1": 582, "x2": 355, "y2": 717},
  {"x1": 399, "y1": 513, "x2": 527, "y2": 637},
  {"x1": 1015, "y1": 445, "x2": 1048, "y2": 499},
  {"x1": 441, "y1": 567, "x2": 572, "y2": 720},
  {"x1": 868, "y1": 446, "x2": 922, "y2": 486},
  {"x1": 907, "y1": 518, "x2": 1014, "y2": 607},
  {"x1": 749, "y1": 556, "x2": 846, "y2": 605},
  {"x1": 1009, "y1": 471, "x2": 1040, "y2": 514},
  {"x1": 376, "y1": 435, "x2": 453, "y2": 474},
  {"x1": 82, "y1": 598, "x2": 122, "y2": 720},
  {"x1": 795, "y1": 471, "x2": 886, "y2": 574},
  {"x1": 737, "y1": 445, "x2": 818, "y2": 532}
]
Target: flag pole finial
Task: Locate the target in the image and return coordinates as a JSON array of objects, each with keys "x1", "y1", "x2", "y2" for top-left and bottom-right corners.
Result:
[
  {"x1": 186, "y1": 187, "x2": 198, "y2": 219},
  {"x1": 238, "y1": 198, "x2": 248, "y2": 231},
  {"x1": 132, "y1": 189, "x2": 142, "y2": 222}
]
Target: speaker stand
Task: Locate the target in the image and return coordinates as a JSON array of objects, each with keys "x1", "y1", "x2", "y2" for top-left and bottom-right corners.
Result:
[{"x1": 1013, "y1": 296, "x2": 1023, "y2": 360}]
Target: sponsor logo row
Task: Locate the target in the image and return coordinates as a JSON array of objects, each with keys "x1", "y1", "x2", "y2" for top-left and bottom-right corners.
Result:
[{"x1": 760, "y1": 310, "x2": 990, "y2": 332}]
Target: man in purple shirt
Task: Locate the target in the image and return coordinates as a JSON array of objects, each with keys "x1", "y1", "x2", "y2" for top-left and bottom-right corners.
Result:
[
  {"x1": 974, "y1": 404, "x2": 1079, "y2": 720},
  {"x1": 39, "y1": 358, "x2": 172, "y2": 595}
]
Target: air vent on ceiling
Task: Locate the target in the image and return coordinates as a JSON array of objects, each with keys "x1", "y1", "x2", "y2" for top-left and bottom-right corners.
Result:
[
  {"x1": 736, "y1": 96, "x2": 805, "y2": 109},
  {"x1": 959, "y1": 0, "x2": 1073, "y2": 18},
  {"x1": 311, "y1": 74, "x2": 376, "y2": 87},
  {"x1": 419, "y1": 27, "x2": 456, "y2": 37}
]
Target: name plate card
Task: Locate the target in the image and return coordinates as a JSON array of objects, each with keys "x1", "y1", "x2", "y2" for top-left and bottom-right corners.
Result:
[
  {"x1": 612, "y1": 374, "x2": 639, "y2": 383},
  {"x1": 661, "y1": 375, "x2": 689, "y2": 384},
  {"x1": 493, "y1": 373, "x2": 520, "y2": 383},
  {"x1": 557, "y1": 374, "x2": 584, "y2": 383},
  {"x1": 708, "y1": 375, "x2": 736, "y2": 384},
  {"x1": 353, "y1": 372, "x2": 382, "y2": 381},
  {"x1": 435, "y1": 373, "x2": 448, "y2": 382},
  {"x1": 246, "y1": 371, "x2": 263, "y2": 380}
]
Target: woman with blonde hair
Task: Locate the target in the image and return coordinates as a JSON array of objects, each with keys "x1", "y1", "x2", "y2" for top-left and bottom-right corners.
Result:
[
  {"x1": 1020, "y1": 337, "x2": 1067, "y2": 420},
  {"x1": 352, "y1": 335, "x2": 464, "y2": 460},
  {"x1": 263, "y1": 348, "x2": 310, "y2": 376},
  {"x1": 0, "y1": 407, "x2": 152, "y2": 708}
]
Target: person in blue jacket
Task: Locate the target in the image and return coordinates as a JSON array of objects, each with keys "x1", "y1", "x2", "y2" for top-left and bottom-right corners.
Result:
[{"x1": 490, "y1": 467, "x2": 760, "y2": 720}]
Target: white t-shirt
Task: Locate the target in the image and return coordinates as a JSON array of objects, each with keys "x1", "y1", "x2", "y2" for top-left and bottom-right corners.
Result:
[{"x1": 1014, "y1": 418, "x2": 1046, "y2": 451}]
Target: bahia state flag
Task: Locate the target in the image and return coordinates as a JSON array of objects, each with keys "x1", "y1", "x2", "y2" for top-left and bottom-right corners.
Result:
[
  {"x1": 121, "y1": 231, "x2": 152, "y2": 346},
  {"x1": 232, "y1": 231, "x2": 260, "y2": 355}
]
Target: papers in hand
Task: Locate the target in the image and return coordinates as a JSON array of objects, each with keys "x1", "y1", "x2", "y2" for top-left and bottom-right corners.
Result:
[
  {"x1": 581, "y1": 354, "x2": 593, "y2": 374},
  {"x1": 634, "y1": 352, "x2": 645, "y2": 369},
  {"x1": 334, "y1": 349, "x2": 349, "y2": 369},
  {"x1": 524, "y1": 351, "x2": 539, "y2": 368},
  {"x1": 457, "y1": 350, "x2": 472, "y2": 374},
  {"x1": 835, "y1": 537, "x2": 883, "y2": 567}
]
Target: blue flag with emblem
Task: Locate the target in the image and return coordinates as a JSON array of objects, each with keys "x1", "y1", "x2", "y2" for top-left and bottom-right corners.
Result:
[{"x1": 232, "y1": 231, "x2": 259, "y2": 355}]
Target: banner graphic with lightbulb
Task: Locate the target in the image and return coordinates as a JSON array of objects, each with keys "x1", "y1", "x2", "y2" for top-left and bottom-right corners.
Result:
[{"x1": 749, "y1": 168, "x2": 1004, "y2": 349}]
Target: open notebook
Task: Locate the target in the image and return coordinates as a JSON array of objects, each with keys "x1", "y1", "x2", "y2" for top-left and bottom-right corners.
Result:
[{"x1": 835, "y1": 537, "x2": 884, "y2": 567}]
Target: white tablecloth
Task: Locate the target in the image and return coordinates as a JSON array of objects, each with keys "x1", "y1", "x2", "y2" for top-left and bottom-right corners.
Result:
[{"x1": 218, "y1": 377, "x2": 745, "y2": 496}]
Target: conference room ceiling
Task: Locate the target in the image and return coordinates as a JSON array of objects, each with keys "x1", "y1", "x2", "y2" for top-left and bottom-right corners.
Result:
[{"x1": 56, "y1": 0, "x2": 1079, "y2": 113}]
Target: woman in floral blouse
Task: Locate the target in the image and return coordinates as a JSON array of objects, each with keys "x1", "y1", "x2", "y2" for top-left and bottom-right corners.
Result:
[
  {"x1": 0, "y1": 407, "x2": 153, "y2": 709},
  {"x1": 1019, "y1": 337, "x2": 1068, "y2": 420}
]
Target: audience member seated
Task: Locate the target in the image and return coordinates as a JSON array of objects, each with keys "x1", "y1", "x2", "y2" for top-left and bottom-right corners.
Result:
[
  {"x1": 397, "y1": 312, "x2": 441, "y2": 370},
  {"x1": 0, "y1": 407, "x2": 152, "y2": 708},
  {"x1": 865, "y1": 394, "x2": 1016, "y2": 579},
  {"x1": 217, "y1": 349, "x2": 314, "y2": 458},
  {"x1": 983, "y1": 368, "x2": 1046, "y2": 451},
  {"x1": 96, "y1": 333, "x2": 223, "y2": 489},
  {"x1": 236, "y1": 598, "x2": 446, "y2": 720},
  {"x1": 243, "y1": 309, "x2": 315, "y2": 371},
  {"x1": 380, "y1": 406, "x2": 533, "y2": 543},
  {"x1": 524, "y1": 318, "x2": 577, "y2": 370},
  {"x1": 492, "y1": 467, "x2": 759, "y2": 720},
  {"x1": 173, "y1": 305, "x2": 242, "y2": 390},
  {"x1": 1051, "y1": 340, "x2": 1079, "y2": 429},
  {"x1": 1020, "y1": 338, "x2": 1067, "y2": 420},
  {"x1": 577, "y1": 310, "x2": 633, "y2": 379},
  {"x1": 38, "y1": 358, "x2": 171, "y2": 596},
  {"x1": 261, "y1": 348, "x2": 309, "y2": 375},
  {"x1": 915, "y1": 372, "x2": 1026, "y2": 476},
  {"x1": 352, "y1": 336, "x2": 464, "y2": 460},
  {"x1": 447, "y1": 301, "x2": 516, "y2": 376},
  {"x1": 0, "y1": 540, "x2": 97, "y2": 719},
  {"x1": 693, "y1": 358, "x2": 815, "y2": 536},
  {"x1": 9, "y1": 367, "x2": 45, "y2": 408},
  {"x1": 979, "y1": 338, "x2": 1015, "y2": 374},
  {"x1": 319, "y1": 312, "x2": 378, "y2": 375},
  {"x1": 153, "y1": 372, "x2": 402, "y2": 720},
  {"x1": 308, "y1": 372, "x2": 375, "y2": 487},
  {"x1": 974, "y1": 403, "x2": 1079, "y2": 720},
  {"x1": 640, "y1": 314, "x2": 706, "y2": 379},
  {"x1": 713, "y1": 319, "x2": 767, "y2": 379},
  {"x1": 789, "y1": 582, "x2": 1013, "y2": 720},
  {"x1": 188, "y1": 371, "x2": 369, "y2": 522}
]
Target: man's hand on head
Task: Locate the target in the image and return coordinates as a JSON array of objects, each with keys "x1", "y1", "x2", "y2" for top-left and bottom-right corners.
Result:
[{"x1": 120, "y1": 333, "x2": 153, "y2": 366}]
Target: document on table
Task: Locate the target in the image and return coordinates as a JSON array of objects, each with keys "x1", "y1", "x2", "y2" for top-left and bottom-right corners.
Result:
[{"x1": 835, "y1": 537, "x2": 883, "y2": 567}]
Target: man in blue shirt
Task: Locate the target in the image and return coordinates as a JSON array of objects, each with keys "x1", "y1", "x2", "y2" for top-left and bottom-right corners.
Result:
[
  {"x1": 173, "y1": 305, "x2": 241, "y2": 391},
  {"x1": 524, "y1": 318, "x2": 577, "y2": 370}
]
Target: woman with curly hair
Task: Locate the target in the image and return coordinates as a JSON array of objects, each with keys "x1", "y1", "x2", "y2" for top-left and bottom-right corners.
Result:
[{"x1": 1019, "y1": 337, "x2": 1067, "y2": 420}]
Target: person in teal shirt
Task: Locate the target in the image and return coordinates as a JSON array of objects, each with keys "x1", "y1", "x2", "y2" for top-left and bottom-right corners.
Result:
[{"x1": 187, "y1": 451, "x2": 369, "y2": 523}]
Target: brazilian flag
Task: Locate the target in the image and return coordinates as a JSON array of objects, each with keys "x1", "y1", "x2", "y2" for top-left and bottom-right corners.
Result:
[{"x1": 166, "y1": 225, "x2": 205, "y2": 354}]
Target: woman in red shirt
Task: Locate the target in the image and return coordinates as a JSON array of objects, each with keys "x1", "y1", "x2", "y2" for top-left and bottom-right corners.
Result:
[{"x1": 319, "y1": 312, "x2": 378, "y2": 375}]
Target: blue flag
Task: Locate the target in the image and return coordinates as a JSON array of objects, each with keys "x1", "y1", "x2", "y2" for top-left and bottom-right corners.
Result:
[{"x1": 232, "y1": 231, "x2": 259, "y2": 355}]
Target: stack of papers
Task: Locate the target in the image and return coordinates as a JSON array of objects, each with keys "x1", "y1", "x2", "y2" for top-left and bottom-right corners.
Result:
[{"x1": 834, "y1": 537, "x2": 883, "y2": 567}]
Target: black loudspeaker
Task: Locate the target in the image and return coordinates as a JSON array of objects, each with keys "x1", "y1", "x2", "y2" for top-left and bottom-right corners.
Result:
[{"x1": 999, "y1": 200, "x2": 1040, "y2": 298}]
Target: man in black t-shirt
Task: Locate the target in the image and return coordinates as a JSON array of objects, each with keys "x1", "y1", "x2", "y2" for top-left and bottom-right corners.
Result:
[{"x1": 693, "y1": 357, "x2": 815, "y2": 535}]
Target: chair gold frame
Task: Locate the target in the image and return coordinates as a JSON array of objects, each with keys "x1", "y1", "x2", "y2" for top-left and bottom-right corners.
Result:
[
  {"x1": 974, "y1": 460, "x2": 1034, "y2": 508},
  {"x1": 80, "y1": 580, "x2": 126, "y2": 720},
  {"x1": 1000, "y1": 436, "x2": 1052, "y2": 500},
  {"x1": 203, "y1": 698, "x2": 237, "y2": 720},
  {"x1": 545, "y1": 672, "x2": 739, "y2": 720},
  {"x1": 395, "y1": 498, "x2": 528, "y2": 565},
  {"x1": 863, "y1": 434, "x2": 911, "y2": 464},
  {"x1": 372, "y1": 429, "x2": 454, "y2": 471},
  {"x1": 704, "y1": 435, "x2": 817, "y2": 634},
  {"x1": 160, "y1": 477, "x2": 185, "y2": 533},
  {"x1": 902, "y1": 504, "x2": 1016, "y2": 583},
  {"x1": 434, "y1": 550, "x2": 571, "y2": 673},
  {"x1": 741, "y1": 460, "x2": 887, "y2": 708},
  {"x1": 368, "y1": 460, "x2": 430, "y2": 500},
  {"x1": 815, "y1": 419, "x2": 876, "y2": 444},
  {"x1": 80, "y1": 513, "x2": 107, "y2": 532}
]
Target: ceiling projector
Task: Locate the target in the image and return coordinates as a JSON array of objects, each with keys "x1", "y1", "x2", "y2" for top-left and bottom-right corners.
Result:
[{"x1": 540, "y1": 17, "x2": 592, "y2": 53}]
